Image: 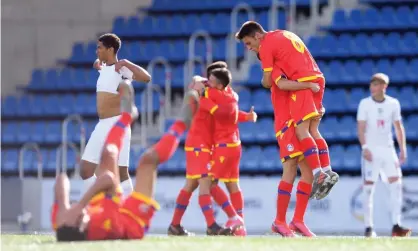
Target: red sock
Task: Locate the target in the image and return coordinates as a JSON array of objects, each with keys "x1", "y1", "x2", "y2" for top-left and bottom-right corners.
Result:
[
  {"x1": 275, "y1": 181, "x2": 293, "y2": 224},
  {"x1": 315, "y1": 138, "x2": 330, "y2": 168},
  {"x1": 105, "y1": 112, "x2": 132, "y2": 150},
  {"x1": 300, "y1": 137, "x2": 321, "y2": 172},
  {"x1": 153, "y1": 121, "x2": 187, "y2": 163},
  {"x1": 293, "y1": 181, "x2": 312, "y2": 222},
  {"x1": 230, "y1": 191, "x2": 244, "y2": 219},
  {"x1": 210, "y1": 185, "x2": 237, "y2": 218},
  {"x1": 198, "y1": 194, "x2": 216, "y2": 227},
  {"x1": 171, "y1": 189, "x2": 192, "y2": 226}
]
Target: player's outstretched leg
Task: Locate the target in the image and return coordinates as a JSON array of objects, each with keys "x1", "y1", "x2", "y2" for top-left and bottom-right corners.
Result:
[
  {"x1": 125, "y1": 90, "x2": 200, "y2": 234},
  {"x1": 309, "y1": 118, "x2": 339, "y2": 200},
  {"x1": 289, "y1": 160, "x2": 315, "y2": 237}
]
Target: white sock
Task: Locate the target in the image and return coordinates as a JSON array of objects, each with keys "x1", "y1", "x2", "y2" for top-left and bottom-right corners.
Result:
[
  {"x1": 389, "y1": 180, "x2": 402, "y2": 225},
  {"x1": 121, "y1": 178, "x2": 133, "y2": 197},
  {"x1": 363, "y1": 184, "x2": 375, "y2": 228},
  {"x1": 84, "y1": 175, "x2": 96, "y2": 192},
  {"x1": 312, "y1": 167, "x2": 322, "y2": 176},
  {"x1": 322, "y1": 166, "x2": 331, "y2": 172}
]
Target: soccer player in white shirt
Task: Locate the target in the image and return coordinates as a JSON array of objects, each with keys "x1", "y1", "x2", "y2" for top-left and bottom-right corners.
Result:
[
  {"x1": 80, "y1": 33, "x2": 151, "y2": 196},
  {"x1": 357, "y1": 73, "x2": 411, "y2": 237}
]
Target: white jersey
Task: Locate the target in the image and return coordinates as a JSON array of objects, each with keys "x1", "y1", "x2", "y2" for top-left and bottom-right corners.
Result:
[
  {"x1": 97, "y1": 64, "x2": 133, "y2": 94},
  {"x1": 356, "y1": 95, "x2": 401, "y2": 147}
]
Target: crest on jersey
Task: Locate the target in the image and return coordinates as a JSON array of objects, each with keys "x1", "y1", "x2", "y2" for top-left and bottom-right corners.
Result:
[
  {"x1": 102, "y1": 219, "x2": 112, "y2": 231},
  {"x1": 220, "y1": 156, "x2": 225, "y2": 163},
  {"x1": 291, "y1": 94, "x2": 297, "y2": 101},
  {"x1": 287, "y1": 144, "x2": 294, "y2": 152}
]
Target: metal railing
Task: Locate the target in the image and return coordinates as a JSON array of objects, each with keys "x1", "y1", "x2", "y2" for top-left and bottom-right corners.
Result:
[
  {"x1": 61, "y1": 114, "x2": 86, "y2": 176},
  {"x1": 55, "y1": 142, "x2": 81, "y2": 177},
  {"x1": 227, "y1": 3, "x2": 255, "y2": 73},
  {"x1": 183, "y1": 56, "x2": 207, "y2": 92},
  {"x1": 147, "y1": 57, "x2": 172, "y2": 116},
  {"x1": 140, "y1": 84, "x2": 165, "y2": 147},
  {"x1": 270, "y1": 0, "x2": 288, "y2": 31},
  {"x1": 185, "y1": 30, "x2": 213, "y2": 91},
  {"x1": 18, "y1": 143, "x2": 43, "y2": 180}
]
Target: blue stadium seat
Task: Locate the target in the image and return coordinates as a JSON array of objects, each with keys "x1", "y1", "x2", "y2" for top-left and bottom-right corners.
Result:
[
  {"x1": 86, "y1": 69, "x2": 99, "y2": 91},
  {"x1": 16, "y1": 122, "x2": 31, "y2": 144},
  {"x1": 3, "y1": 149, "x2": 18, "y2": 172},
  {"x1": 403, "y1": 32, "x2": 418, "y2": 55},
  {"x1": 171, "y1": 65, "x2": 184, "y2": 87},
  {"x1": 350, "y1": 33, "x2": 369, "y2": 57},
  {"x1": 255, "y1": 119, "x2": 275, "y2": 143},
  {"x1": 2, "y1": 96, "x2": 18, "y2": 117},
  {"x1": 85, "y1": 42, "x2": 97, "y2": 62},
  {"x1": 348, "y1": 88, "x2": 367, "y2": 112},
  {"x1": 260, "y1": 146, "x2": 280, "y2": 171},
  {"x1": 363, "y1": 9, "x2": 381, "y2": 29},
  {"x1": 386, "y1": 88, "x2": 399, "y2": 99},
  {"x1": 329, "y1": 144, "x2": 344, "y2": 171},
  {"x1": 395, "y1": 6, "x2": 413, "y2": 28},
  {"x1": 16, "y1": 95, "x2": 32, "y2": 117},
  {"x1": 375, "y1": 59, "x2": 392, "y2": 77},
  {"x1": 344, "y1": 145, "x2": 361, "y2": 171},
  {"x1": 321, "y1": 117, "x2": 338, "y2": 141},
  {"x1": 45, "y1": 149, "x2": 58, "y2": 172},
  {"x1": 44, "y1": 69, "x2": 59, "y2": 90},
  {"x1": 239, "y1": 123, "x2": 256, "y2": 142},
  {"x1": 58, "y1": 94, "x2": 75, "y2": 115},
  {"x1": 340, "y1": 61, "x2": 358, "y2": 84},
  {"x1": 326, "y1": 61, "x2": 343, "y2": 83},
  {"x1": 72, "y1": 69, "x2": 87, "y2": 90},
  {"x1": 69, "y1": 43, "x2": 84, "y2": 64},
  {"x1": 307, "y1": 36, "x2": 321, "y2": 57},
  {"x1": 386, "y1": 32, "x2": 402, "y2": 56},
  {"x1": 247, "y1": 64, "x2": 263, "y2": 86},
  {"x1": 242, "y1": 146, "x2": 262, "y2": 172},
  {"x1": 112, "y1": 16, "x2": 127, "y2": 36},
  {"x1": 380, "y1": 7, "x2": 397, "y2": 29},
  {"x1": 346, "y1": 9, "x2": 363, "y2": 30},
  {"x1": 251, "y1": 90, "x2": 270, "y2": 113},
  {"x1": 406, "y1": 59, "x2": 418, "y2": 82},
  {"x1": 125, "y1": 16, "x2": 140, "y2": 37},
  {"x1": 323, "y1": 89, "x2": 347, "y2": 112},
  {"x1": 44, "y1": 122, "x2": 62, "y2": 144},
  {"x1": 2, "y1": 122, "x2": 17, "y2": 144},
  {"x1": 30, "y1": 122, "x2": 46, "y2": 143},
  {"x1": 44, "y1": 95, "x2": 60, "y2": 116},
  {"x1": 338, "y1": 116, "x2": 356, "y2": 140},
  {"x1": 166, "y1": 149, "x2": 185, "y2": 172},
  {"x1": 21, "y1": 150, "x2": 38, "y2": 172},
  {"x1": 357, "y1": 60, "x2": 374, "y2": 83},
  {"x1": 391, "y1": 59, "x2": 408, "y2": 83},
  {"x1": 57, "y1": 69, "x2": 73, "y2": 90},
  {"x1": 370, "y1": 33, "x2": 386, "y2": 56},
  {"x1": 335, "y1": 34, "x2": 352, "y2": 57},
  {"x1": 410, "y1": 147, "x2": 418, "y2": 170},
  {"x1": 331, "y1": 9, "x2": 347, "y2": 30},
  {"x1": 399, "y1": 87, "x2": 417, "y2": 111},
  {"x1": 238, "y1": 88, "x2": 251, "y2": 111},
  {"x1": 320, "y1": 35, "x2": 338, "y2": 57},
  {"x1": 405, "y1": 116, "x2": 418, "y2": 140},
  {"x1": 28, "y1": 69, "x2": 45, "y2": 90}
]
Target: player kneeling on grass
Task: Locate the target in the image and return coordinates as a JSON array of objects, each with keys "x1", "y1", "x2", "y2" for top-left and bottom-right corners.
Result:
[{"x1": 51, "y1": 80, "x2": 220, "y2": 241}]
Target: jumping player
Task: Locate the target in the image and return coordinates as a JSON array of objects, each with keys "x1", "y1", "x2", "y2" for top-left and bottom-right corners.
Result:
[
  {"x1": 357, "y1": 73, "x2": 411, "y2": 237},
  {"x1": 80, "y1": 33, "x2": 151, "y2": 196},
  {"x1": 270, "y1": 67, "x2": 318, "y2": 237},
  {"x1": 235, "y1": 21, "x2": 338, "y2": 199},
  {"x1": 169, "y1": 62, "x2": 256, "y2": 236}
]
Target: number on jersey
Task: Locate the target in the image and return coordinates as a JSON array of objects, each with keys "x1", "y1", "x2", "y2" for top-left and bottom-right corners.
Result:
[{"x1": 283, "y1": 31, "x2": 306, "y2": 54}]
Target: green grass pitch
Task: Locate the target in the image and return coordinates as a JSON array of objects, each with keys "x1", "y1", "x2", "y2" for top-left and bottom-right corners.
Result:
[{"x1": 2, "y1": 234, "x2": 418, "y2": 251}]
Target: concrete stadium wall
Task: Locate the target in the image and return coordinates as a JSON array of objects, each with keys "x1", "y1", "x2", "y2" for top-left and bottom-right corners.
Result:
[{"x1": 1, "y1": 0, "x2": 152, "y2": 96}]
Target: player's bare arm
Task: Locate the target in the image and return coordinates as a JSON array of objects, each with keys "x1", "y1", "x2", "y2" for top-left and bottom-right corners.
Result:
[
  {"x1": 238, "y1": 106, "x2": 257, "y2": 123},
  {"x1": 78, "y1": 171, "x2": 117, "y2": 208},
  {"x1": 115, "y1": 59, "x2": 151, "y2": 83},
  {"x1": 357, "y1": 120, "x2": 372, "y2": 162},
  {"x1": 394, "y1": 120, "x2": 407, "y2": 164},
  {"x1": 93, "y1": 59, "x2": 102, "y2": 70},
  {"x1": 276, "y1": 78, "x2": 320, "y2": 92},
  {"x1": 262, "y1": 72, "x2": 272, "y2": 88}
]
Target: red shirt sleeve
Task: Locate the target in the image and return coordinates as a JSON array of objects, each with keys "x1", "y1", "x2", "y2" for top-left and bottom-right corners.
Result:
[
  {"x1": 271, "y1": 67, "x2": 285, "y2": 86},
  {"x1": 259, "y1": 37, "x2": 274, "y2": 72}
]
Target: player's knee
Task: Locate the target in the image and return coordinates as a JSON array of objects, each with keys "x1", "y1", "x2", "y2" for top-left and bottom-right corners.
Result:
[
  {"x1": 184, "y1": 179, "x2": 199, "y2": 192},
  {"x1": 225, "y1": 182, "x2": 240, "y2": 193},
  {"x1": 138, "y1": 149, "x2": 159, "y2": 169},
  {"x1": 100, "y1": 145, "x2": 118, "y2": 168},
  {"x1": 309, "y1": 127, "x2": 322, "y2": 139},
  {"x1": 80, "y1": 160, "x2": 96, "y2": 180},
  {"x1": 295, "y1": 122, "x2": 311, "y2": 140},
  {"x1": 118, "y1": 166, "x2": 130, "y2": 182}
]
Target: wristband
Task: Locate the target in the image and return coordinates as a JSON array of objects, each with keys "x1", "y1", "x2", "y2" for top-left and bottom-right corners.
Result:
[{"x1": 361, "y1": 144, "x2": 368, "y2": 150}]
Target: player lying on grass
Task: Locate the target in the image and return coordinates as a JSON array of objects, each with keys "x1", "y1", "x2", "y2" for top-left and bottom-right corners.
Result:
[
  {"x1": 51, "y1": 80, "x2": 238, "y2": 241},
  {"x1": 169, "y1": 62, "x2": 256, "y2": 236},
  {"x1": 236, "y1": 21, "x2": 339, "y2": 199}
]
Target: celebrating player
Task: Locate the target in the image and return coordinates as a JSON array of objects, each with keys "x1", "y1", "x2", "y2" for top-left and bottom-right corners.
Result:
[
  {"x1": 169, "y1": 62, "x2": 256, "y2": 236},
  {"x1": 357, "y1": 73, "x2": 411, "y2": 237},
  {"x1": 169, "y1": 62, "x2": 249, "y2": 236},
  {"x1": 80, "y1": 33, "x2": 151, "y2": 196},
  {"x1": 269, "y1": 67, "x2": 317, "y2": 237},
  {"x1": 235, "y1": 21, "x2": 338, "y2": 199}
]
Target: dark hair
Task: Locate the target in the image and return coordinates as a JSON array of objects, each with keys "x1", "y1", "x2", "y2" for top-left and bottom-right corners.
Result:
[
  {"x1": 56, "y1": 226, "x2": 87, "y2": 242},
  {"x1": 98, "y1": 33, "x2": 121, "y2": 54},
  {"x1": 206, "y1": 61, "x2": 228, "y2": 77},
  {"x1": 210, "y1": 68, "x2": 232, "y2": 88},
  {"x1": 235, "y1": 21, "x2": 264, "y2": 40}
]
